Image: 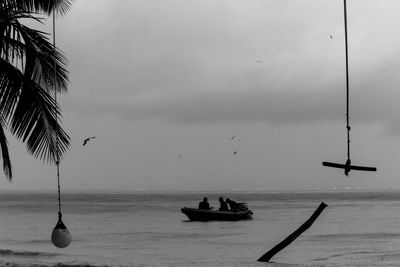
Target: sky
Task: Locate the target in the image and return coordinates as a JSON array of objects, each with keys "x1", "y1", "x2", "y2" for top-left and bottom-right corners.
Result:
[{"x1": 2, "y1": 0, "x2": 400, "y2": 192}]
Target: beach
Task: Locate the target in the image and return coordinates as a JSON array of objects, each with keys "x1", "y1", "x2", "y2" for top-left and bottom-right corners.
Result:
[{"x1": 0, "y1": 190, "x2": 399, "y2": 266}]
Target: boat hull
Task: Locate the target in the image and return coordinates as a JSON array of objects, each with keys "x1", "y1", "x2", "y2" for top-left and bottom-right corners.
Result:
[{"x1": 181, "y1": 207, "x2": 253, "y2": 221}]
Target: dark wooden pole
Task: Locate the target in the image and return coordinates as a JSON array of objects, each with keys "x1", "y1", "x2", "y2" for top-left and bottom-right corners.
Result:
[{"x1": 257, "y1": 202, "x2": 328, "y2": 263}]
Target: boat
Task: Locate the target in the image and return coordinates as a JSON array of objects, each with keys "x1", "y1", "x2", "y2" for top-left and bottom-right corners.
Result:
[{"x1": 181, "y1": 207, "x2": 253, "y2": 221}]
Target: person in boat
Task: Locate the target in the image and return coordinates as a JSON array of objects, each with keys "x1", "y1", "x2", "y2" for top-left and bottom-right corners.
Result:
[
  {"x1": 226, "y1": 198, "x2": 239, "y2": 211},
  {"x1": 226, "y1": 198, "x2": 248, "y2": 212},
  {"x1": 218, "y1": 197, "x2": 229, "y2": 211},
  {"x1": 198, "y1": 197, "x2": 211, "y2": 210}
]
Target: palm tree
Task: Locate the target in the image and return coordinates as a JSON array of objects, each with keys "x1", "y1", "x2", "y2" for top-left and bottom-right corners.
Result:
[{"x1": 0, "y1": 0, "x2": 72, "y2": 180}]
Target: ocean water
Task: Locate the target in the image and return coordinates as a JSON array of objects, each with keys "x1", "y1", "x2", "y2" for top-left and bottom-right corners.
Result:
[{"x1": 0, "y1": 190, "x2": 400, "y2": 266}]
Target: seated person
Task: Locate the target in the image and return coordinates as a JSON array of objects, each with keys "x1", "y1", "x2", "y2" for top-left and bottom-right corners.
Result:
[
  {"x1": 198, "y1": 197, "x2": 210, "y2": 210},
  {"x1": 226, "y1": 198, "x2": 248, "y2": 211},
  {"x1": 218, "y1": 197, "x2": 229, "y2": 211},
  {"x1": 226, "y1": 198, "x2": 239, "y2": 211}
]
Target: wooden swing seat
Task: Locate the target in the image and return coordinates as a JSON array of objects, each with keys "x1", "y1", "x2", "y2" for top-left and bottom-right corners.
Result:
[{"x1": 322, "y1": 161, "x2": 377, "y2": 174}]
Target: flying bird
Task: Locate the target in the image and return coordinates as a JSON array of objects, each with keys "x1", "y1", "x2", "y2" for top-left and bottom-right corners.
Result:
[
  {"x1": 329, "y1": 35, "x2": 333, "y2": 39},
  {"x1": 231, "y1": 136, "x2": 235, "y2": 140},
  {"x1": 233, "y1": 151, "x2": 238, "y2": 156},
  {"x1": 83, "y1": 136, "x2": 96, "y2": 146}
]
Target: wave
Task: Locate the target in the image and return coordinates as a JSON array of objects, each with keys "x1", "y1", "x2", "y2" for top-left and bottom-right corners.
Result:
[
  {"x1": 21, "y1": 239, "x2": 55, "y2": 245},
  {"x1": 309, "y1": 232, "x2": 400, "y2": 241},
  {"x1": 50, "y1": 264, "x2": 109, "y2": 267},
  {"x1": 0, "y1": 249, "x2": 58, "y2": 257},
  {"x1": 0, "y1": 263, "x2": 108, "y2": 267},
  {"x1": 0, "y1": 250, "x2": 110, "y2": 267}
]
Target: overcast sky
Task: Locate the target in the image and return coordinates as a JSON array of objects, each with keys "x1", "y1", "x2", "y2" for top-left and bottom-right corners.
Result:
[{"x1": 2, "y1": 0, "x2": 400, "y2": 192}]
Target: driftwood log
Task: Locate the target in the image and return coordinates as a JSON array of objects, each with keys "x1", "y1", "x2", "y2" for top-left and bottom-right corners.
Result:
[{"x1": 257, "y1": 202, "x2": 328, "y2": 263}]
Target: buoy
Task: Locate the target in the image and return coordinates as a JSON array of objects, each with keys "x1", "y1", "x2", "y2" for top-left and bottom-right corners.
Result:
[{"x1": 51, "y1": 212, "x2": 72, "y2": 248}]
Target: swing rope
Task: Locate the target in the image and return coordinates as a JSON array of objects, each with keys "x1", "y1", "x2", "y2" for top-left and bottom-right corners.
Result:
[
  {"x1": 322, "y1": 0, "x2": 376, "y2": 175},
  {"x1": 344, "y1": 0, "x2": 351, "y2": 166},
  {"x1": 53, "y1": 9, "x2": 62, "y2": 219}
]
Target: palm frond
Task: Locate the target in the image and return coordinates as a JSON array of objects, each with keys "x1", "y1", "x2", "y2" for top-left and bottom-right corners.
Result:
[
  {"x1": 19, "y1": 24, "x2": 69, "y2": 93},
  {"x1": 1, "y1": 58, "x2": 70, "y2": 165},
  {"x1": 11, "y1": 76, "x2": 70, "y2": 164},
  {"x1": 0, "y1": 0, "x2": 71, "y2": 180},
  {"x1": 1, "y1": 8, "x2": 69, "y2": 93},
  {"x1": 0, "y1": 59, "x2": 23, "y2": 119},
  {"x1": 0, "y1": 124, "x2": 12, "y2": 180},
  {"x1": 2, "y1": 0, "x2": 73, "y2": 16}
]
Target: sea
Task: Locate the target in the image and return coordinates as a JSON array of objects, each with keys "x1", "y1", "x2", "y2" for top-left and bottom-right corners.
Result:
[{"x1": 0, "y1": 190, "x2": 400, "y2": 267}]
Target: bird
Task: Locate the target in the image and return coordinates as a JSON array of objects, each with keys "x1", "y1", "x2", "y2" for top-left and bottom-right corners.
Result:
[
  {"x1": 231, "y1": 135, "x2": 235, "y2": 140},
  {"x1": 329, "y1": 35, "x2": 333, "y2": 39},
  {"x1": 178, "y1": 154, "x2": 183, "y2": 159},
  {"x1": 256, "y1": 60, "x2": 263, "y2": 63},
  {"x1": 83, "y1": 136, "x2": 96, "y2": 146},
  {"x1": 233, "y1": 151, "x2": 238, "y2": 156}
]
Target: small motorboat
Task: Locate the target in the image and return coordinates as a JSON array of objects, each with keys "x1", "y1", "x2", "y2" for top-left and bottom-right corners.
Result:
[{"x1": 181, "y1": 207, "x2": 253, "y2": 221}]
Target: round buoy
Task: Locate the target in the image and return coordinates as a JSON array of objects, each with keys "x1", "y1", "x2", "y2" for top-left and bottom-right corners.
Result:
[{"x1": 51, "y1": 213, "x2": 71, "y2": 248}]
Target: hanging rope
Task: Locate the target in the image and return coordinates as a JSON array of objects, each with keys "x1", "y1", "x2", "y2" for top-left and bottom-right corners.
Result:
[
  {"x1": 53, "y1": 8, "x2": 62, "y2": 220},
  {"x1": 322, "y1": 0, "x2": 376, "y2": 176},
  {"x1": 51, "y1": 9, "x2": 71, "y2": 249},
  {"x1": 343, "y1": 0, "x2": 351, "y2": 170}
]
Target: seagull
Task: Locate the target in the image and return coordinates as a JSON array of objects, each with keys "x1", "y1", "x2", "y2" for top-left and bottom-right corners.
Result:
[{"x1": 83, "y1": 136, "x2": 96, "y2": 146}]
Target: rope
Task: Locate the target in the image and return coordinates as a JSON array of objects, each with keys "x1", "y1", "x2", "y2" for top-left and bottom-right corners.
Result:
[
  {"x1": 322, "y1": 0, "x2": 377, "y2": 175},
  {"x1": 343, "y1": 0, "x2": 351, "y2": 167},
  {"x1": 53, "y1": 10, "x2": 62, "y2": 217}
]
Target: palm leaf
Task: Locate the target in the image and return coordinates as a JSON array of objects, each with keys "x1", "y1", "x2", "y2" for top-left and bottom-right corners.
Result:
[
  {"x1": 0, "y1": 59, "x2": 70, "y2": 165},
  {"x1": 0, "y1": 59, "x2": 23, "y2": 121},
  {"x1": 0, "y1": 0, "x2": 71, "y2": 180},
  {"x1": 0, "y1": 4, "x2": 42, "y2": 64},
  {"x1": 12, "y1": 77, "x2": 69, "y2": 163},
  {"x1": 1, "y1": 6, "x2": 69, "y2": 93},
  {"x1": 3, "y1": 0, "x2": 73, "y2": 16},
  {"x1": 0, "y1": 123, "x2": 12, "y2": 180},
  {"x1": 19, "y1": 24, "x2": 69, "y2": 93}
]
